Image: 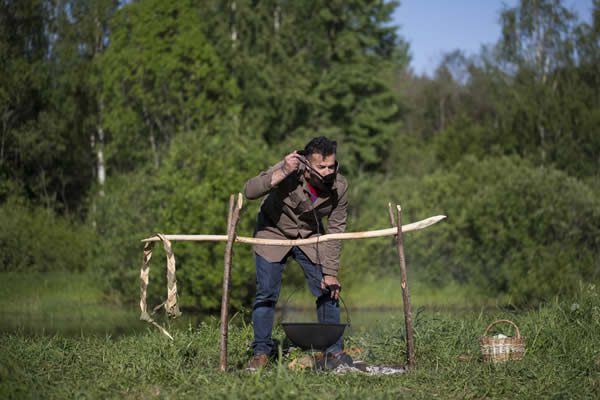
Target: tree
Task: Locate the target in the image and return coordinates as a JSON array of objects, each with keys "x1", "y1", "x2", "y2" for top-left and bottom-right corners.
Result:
[
  {"x1": 198, "y1": 0, "x2": 409, "y2": 173},
  {"x1": 0, "y1": 0, "x2": 119, "y2": 213},
  {"x1": 93, "y1": 125, "x2": 268, "y2": 311},
  {"x1": 0, "y1": 0, "x2": 52, "y2": 205},
  {"x1": 98, "y1": 0, "x2": 239, "y2": 172},
  {"x1": 493, "y1": 0, "x2": 600, "y2": 177}
]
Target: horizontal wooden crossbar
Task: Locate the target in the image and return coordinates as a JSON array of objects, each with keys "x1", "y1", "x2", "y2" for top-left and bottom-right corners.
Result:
[{"x1": 141, "y1": 215, "x2": 446, "y2": 246}]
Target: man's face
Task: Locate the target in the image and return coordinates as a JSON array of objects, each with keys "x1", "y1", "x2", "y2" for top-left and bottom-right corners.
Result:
[{"x1": 304, "y1": 152, "x2": 336, "y2": 182}]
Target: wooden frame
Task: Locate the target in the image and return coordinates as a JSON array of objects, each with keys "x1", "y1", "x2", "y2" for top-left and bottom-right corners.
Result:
[{"x1": 138, "y1": 192, "x2": 445, "y2": 371}]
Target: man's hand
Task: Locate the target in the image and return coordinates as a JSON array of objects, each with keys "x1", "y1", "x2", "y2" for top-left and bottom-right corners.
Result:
[
  {"x1": 321, "y1": 275, "x2": 341, "y2": 300},
  {"x1": 282, "y1": 151, "x2": 301, "y2": 175},
  {"x1": 271, "y1": 151, "x2": 301, "y2": 186}
]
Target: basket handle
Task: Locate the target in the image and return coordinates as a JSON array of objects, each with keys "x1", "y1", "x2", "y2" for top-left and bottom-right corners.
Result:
[{"x1": 483, "y1": 319, "x2": 521, "y2": 338}]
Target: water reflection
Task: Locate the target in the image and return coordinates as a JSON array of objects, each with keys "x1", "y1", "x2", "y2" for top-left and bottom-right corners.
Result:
[
  {"x1": 2, "y1": 305, "x2": 486, "y2": 337},
  {"x1": 278, "y1": 307, "x2": 405, "y2": 335},
  {"x1": 0, "y1": 307, "x2": 205, "y2": 337}
]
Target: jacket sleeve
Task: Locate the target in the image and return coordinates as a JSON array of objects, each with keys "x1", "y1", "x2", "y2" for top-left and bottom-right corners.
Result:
[
  {"x1": 320, "y1": 183, "x2": 348, "y2": 276},
  {"x1": 243, "y1": 161, "x2": 284, "y2": 200}
]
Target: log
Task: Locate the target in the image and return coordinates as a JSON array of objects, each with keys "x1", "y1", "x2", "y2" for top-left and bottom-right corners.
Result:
[
  {"x1": 390, "y1": 203, "x2": 415, "y2": 369},
  {"x1": 141, "y1": 215, "x2": 446, "y2": 245},
  {"x1": 219, "y1": 194, "x2": 243, "y2": 372}
]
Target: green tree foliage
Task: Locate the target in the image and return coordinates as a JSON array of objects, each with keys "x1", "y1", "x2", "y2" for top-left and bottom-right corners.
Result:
[
  {"x1": 150, "y1": 129, "x2": 266, "y2": 310},
  {"x1": 405, "y1": 156, "x2": 600, "y2": 304},
  {"x1": 93, "y1": 126, "x2": 268, "y2": 311},
  {"x1": 199, "y1": 0, "x2": 408, "y2": 173},
  {"x1": 0, "y1": 0, "x2": 118, "y2": 212},
  {"x1": 407, "y1": 0, "x2": 600, "y2": 179},
  {"x1": 0, "y1": 196, "x2": 93, "y2": 272},
  {"x1": 341, "y1": 156, "x2": 600, "y2": 304},
  {"x1": 2, "y1": 0, "x2": 598, "y2": 310},
  {"x1": 0, "y1": 0, "x2": 54, "y2": 207},
  {"x1": 98, "y1": 0, "x2": 239, "y2": 171}
]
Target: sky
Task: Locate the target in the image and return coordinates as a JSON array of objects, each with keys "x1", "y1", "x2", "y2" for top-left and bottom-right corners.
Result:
[{"x1": 392, "y1": 0, "x2": 594, "y2": 76}]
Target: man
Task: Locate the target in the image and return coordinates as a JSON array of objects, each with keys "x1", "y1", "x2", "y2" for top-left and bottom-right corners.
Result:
[{"x1": 244, "y1": 136, "x2": 352, "y2": 370}]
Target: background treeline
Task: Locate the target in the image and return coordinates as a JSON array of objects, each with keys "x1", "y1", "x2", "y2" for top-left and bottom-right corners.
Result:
[{"x1": 1, "y1": 0, "x2": 598, "y2": 310}]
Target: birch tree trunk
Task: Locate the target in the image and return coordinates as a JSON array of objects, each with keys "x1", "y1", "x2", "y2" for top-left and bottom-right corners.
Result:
[{"x1": 230, "y1": 1, "x2": 237, "y2": 46}]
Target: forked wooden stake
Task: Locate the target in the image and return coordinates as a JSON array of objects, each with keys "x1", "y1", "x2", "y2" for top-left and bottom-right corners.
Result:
[
  {"x1": 389, "y1": 202, "x2": 416, "y2": 369},
  {"x1": 219, "y1": 193, "x2": 243, "y2": 372}
]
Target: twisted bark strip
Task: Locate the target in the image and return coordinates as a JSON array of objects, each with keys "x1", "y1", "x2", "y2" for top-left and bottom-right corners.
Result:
[
  {"x1": 139, "y1": 241, "x2": 154, "y2": 320},
  {"x1": 138, "y1": 234, "x2": 180, "y2": 340},
  {"x1": 161, "y1": 233, "x2": 181, "y2": 319}
]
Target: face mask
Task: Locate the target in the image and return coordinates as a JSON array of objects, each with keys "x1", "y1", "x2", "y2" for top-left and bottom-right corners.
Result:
[
  {"x1": 297, "y1": 151, "x2": 338, "y2": 191},
  {"x1": 309, "y1": 163, "x2": 337, "y2": 191}
]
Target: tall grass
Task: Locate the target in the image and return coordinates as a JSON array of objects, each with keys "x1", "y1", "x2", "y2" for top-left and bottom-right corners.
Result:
[{"x1": 1, "y1": 283, "x2": 599, "y2": 399}]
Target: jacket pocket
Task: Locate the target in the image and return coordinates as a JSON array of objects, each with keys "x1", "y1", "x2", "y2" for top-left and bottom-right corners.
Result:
[{"x1": 282, "y1": 189, "x2": 304, "y2": 210}]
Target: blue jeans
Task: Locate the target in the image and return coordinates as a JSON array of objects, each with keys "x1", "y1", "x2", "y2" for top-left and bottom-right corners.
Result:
[{"x1": 252, "y1": 246, "x2": 342, "y2": 355}]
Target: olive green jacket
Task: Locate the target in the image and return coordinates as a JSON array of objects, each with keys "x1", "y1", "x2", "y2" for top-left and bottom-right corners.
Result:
[{"x1": 243, "y1": 161, "x2": 348, "y2": 276}]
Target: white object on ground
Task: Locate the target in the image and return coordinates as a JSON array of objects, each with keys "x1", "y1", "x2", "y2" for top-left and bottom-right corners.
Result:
[{"x1": 332, "y1": 364, "x2": 407, "y2": 375}]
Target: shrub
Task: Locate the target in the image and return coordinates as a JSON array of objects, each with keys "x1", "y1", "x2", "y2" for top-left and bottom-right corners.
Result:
[
  {"x1": 0, "y1": 197, "x2": 93, "y2": 272},
  {"x1": 338, "y1": 155, "x2": 600, "y2": 305},
  {"x1": 405, "y1": 155, "x2": 600, "y2": 304},
  {"x1": 92, "y1": 129, "x2": 270, "y2": 311}
]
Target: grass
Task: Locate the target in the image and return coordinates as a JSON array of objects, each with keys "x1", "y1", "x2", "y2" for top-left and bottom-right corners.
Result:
[
  {"x1": 2, "y1": 293, "x2": 599, "y2": 399},
  {"x1": 1, "y1": 272, "x2": 599, "y2": 399}
]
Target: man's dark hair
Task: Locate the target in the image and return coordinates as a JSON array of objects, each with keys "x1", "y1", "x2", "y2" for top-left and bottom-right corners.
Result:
[{"x1": 303, "y1": 136, "x2": 337, "y2": 157}]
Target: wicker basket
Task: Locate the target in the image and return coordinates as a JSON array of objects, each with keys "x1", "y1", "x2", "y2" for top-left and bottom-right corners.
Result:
[{"x1": 479, "y1": 319, "x2": 526, "y2": 363}]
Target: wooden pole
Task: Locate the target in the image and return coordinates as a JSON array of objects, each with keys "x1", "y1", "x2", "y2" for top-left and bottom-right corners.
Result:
[
  {"x1": 219, "y1": 193, "x2": 243, "y2": 372},
  {"x1": 141, "y1": 215, "x2": 446, "y2": 244},
  {"x1": 389, "y1": 203, "x2": 416, "y2": 369}
]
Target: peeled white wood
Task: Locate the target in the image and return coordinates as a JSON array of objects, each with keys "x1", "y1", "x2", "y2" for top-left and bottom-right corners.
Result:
[{"x1": 141, "y1": 215, "x2": 446, "y2": 245}]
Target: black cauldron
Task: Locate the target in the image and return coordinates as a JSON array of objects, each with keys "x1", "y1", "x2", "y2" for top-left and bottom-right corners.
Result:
[
  {"x1": 281, "y1": 322, "x2": 348, "y2": 351},
  {"x1": 281, "y1": 285, "x2": 350, "y2": 351}
]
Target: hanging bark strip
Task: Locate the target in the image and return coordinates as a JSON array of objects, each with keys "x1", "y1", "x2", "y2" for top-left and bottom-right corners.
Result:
[
  {"x1": 219, "y1": 194, "x2": 243, "y2": 372},
  {"x1": 389, "y1": 203, "x2": 416, "y2": 369},
  {"x1": 139, "y1": 234, "x2": 180, "y2": 340}
]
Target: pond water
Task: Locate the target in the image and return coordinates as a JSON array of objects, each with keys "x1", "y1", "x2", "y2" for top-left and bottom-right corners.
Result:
[
  {"x1": 1, "y1": 272, "x2": 491, "y2": 338},
  {"x1": 0, "y1": 304, "x2": 481, "y2": 338}
]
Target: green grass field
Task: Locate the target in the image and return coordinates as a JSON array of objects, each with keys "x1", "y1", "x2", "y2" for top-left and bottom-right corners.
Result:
[{"x1": 1, "y1": 273, "x2": 599, "y2": 399}]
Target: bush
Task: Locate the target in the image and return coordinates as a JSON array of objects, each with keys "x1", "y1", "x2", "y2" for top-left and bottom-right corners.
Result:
[
  {"x1": 92, "y1": 128, "x2": 270, "y2": 311},
  {"x1": 405, "y1": 155, "x2": 600, "y2": 304},
  {"x1": 338, "y1": 155, "x2": 600, "y2": 305},
  {"x1": 90, "y1": 169, "x2": 158, "y2": 303},
  {"x1": 0, "y1": 197, "x2": 94, "y2": 272}
]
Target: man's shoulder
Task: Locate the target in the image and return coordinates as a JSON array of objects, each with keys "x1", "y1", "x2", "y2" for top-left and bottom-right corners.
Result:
[{"x1": 335, "y1": 173, "x2": 348, "y2": 193}]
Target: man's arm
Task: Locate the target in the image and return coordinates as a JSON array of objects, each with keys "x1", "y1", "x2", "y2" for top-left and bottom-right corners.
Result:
[
  {"x1": 320, "y1": 180, "x2": 348, "y2": 300},
  {"x1": 320, "y1": 179, "x2": 348, "y2": 275},
  {"x1": 244, "y1": 152, "x2": 301, "y2": 200}
]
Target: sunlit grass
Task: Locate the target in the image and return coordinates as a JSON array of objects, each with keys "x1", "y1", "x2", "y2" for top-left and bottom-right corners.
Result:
[
  {"x1": 1, "y1": 272, "x2": 599, "y2": 398},
  {"x1": 2, "y1": 284, "x2": 599, "y2": 399}
]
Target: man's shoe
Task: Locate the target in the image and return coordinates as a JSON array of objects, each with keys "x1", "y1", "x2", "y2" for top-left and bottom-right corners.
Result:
[
  {"x1": 246, "y1": 354, "x2": 269, "y2": 370},
  {"x1": 319, "y1": 351, "x2": 354, "y2": 370}
]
